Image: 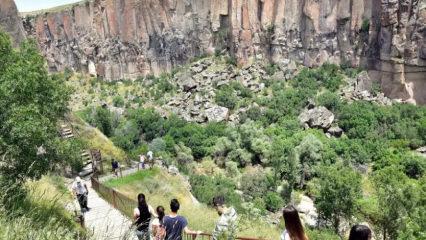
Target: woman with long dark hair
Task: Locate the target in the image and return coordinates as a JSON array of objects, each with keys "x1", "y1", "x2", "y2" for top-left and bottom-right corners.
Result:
[
  {"x1": 133, "y1": 193, "x2": 157, "y2": 240},
  {"x1": 348, "y1": 225, "x2": 372, "y2": 240},
  {"x1": 281, "y1": 205, "x2": 309, "y2": 240},
  {"x1": 151, "y1": 206, "x2": 166, "y2": 240}
]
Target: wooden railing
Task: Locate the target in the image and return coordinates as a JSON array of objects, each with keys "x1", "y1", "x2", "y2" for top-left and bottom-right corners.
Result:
[
  {"x1": 91, "y1": 176, "x2": 137, "y2": 218},
  {"x1": 183, "y1": 233, "x2": 263, "y2": 240},
  {"x1": 91, "y1": 176, "x2": 262, "y2": 240}
]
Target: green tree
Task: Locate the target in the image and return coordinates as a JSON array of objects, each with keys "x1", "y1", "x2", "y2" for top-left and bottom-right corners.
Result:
[
  {"x1": 93, "y1": 106, "x2": 113, "y2": 137},
  {"x1": 264, "y1": 191, "x2": 284, "y2": 212},
  {"x1": 0, "y1": 33, "x2": 70, "y2": 185},
  {"x1": 294, "y1": 134, "x2": 323, "y2": 188},
  {"x1": 314, "y1": 164, "x2": 362, "y2": 234},
  {"x1": 371, "y1": 166, "x2": 422, "y2": 240}
]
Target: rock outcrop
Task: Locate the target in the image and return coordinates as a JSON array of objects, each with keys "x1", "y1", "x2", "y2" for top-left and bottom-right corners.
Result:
[
  {"x1": 365, "y1": 0, "x2": 426, "y2": 104},
  {"x1": 299, "y1": 106, "x2": 335, "y2": 130},
  {"x1": 0, "y1": 0, "x2": 422, "y2": 103},
  {"x1": 23, "y1": 0, "x2": 372, "y2": 79},
  {"x1": 0, "y1": 0, "x2": 25, "y2": 45}
]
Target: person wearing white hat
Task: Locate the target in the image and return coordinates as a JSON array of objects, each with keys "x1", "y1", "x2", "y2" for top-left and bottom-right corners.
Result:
[{"x1": 72, "y1": 177, "x2": 90, "y2": 212}]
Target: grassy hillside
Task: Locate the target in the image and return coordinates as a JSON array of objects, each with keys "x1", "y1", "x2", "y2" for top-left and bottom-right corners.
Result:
[
  {"x1": 70, "y1": 113, "x2": 127, "y2": 162},
  {"x1": 104, "y1": 168, "x2": 282, "y2": 239},
  {"x1": 0, "y1": 176, "x2": 85, "y2": 239}
]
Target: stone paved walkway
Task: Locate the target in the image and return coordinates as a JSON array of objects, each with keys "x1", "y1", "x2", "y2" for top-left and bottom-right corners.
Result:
[
  {"x1": 84, "y1": 180, "x2": 138, "y2": 240},
  {"x1": 70, "y1": 179, "x2": 138, "y2": 240}
]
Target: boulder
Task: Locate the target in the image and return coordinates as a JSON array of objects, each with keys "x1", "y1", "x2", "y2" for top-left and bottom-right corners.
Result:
[
  {"x1": 416, "y1": 146, "x2": 426, "y2": 154},
  {"x1": 205, "y1": 106, "x2": 229, "y2": 122},
  {"x1": 88, "y1": 61, "x2": 97, "y2": 77},
  {"x1": 168, "y1": 165, "x2": 179, "y2": 175},
  {"x1": 355, "y1": 71, "x2": 372, "y2": 92},
  {"x1": 182, "y1": 79, "x2": 197, "y2": 92},
  {"x1": 299, "y1": 106, "x2": 335, "y2": 129},
  {"x1": 296, "y1": 195, "x2": 318, "y2": 227},
  {"x1": 327, "y1": 126, "x2": 343, "y2": 137}
]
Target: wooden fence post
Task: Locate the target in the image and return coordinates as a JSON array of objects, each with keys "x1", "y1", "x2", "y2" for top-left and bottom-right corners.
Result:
[{"x1": 112, "y1": 189, "x2": 117, "y2": 208}]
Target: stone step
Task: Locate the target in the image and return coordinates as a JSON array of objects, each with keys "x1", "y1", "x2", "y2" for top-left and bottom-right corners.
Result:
[
  {"x1": 62, "y1": 129, "x2": 72, "y2": 134},
  {"x1": 63, "y1": 134, "x2": 74, "y2": 139},
  {"x1": 81, "y1": 152, "x2": 90, "y2": 157}
]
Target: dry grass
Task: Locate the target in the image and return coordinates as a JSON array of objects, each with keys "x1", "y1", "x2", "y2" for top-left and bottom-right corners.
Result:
[
  {"x1": 68, "y1": 113, "x2": 127, "y2": 165},
  {"x1": 0, "y1": 176, "x2": 84, "y2": 239}
]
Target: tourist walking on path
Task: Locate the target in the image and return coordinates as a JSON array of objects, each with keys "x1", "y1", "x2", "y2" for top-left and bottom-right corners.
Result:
[
  {"x1": 152, "y1": 206, "x2": 166, "y2": 240},
  {"x1": 212, "y1": 195, "x2": 238, "y2": 240},
  {"x1": 71, "y1": 177, "x2": 90, "y2": 212},
  {"x1": 139, "y1": 154, "x2": 146, "y2": 170},
  {"x1": 147, "y1": 151, "x2": 154, "y2": 165},
  {"x1": 281, "y1": 205, "x2": 309, "y2": 240},
  {"x1": 348, "y1": 225, "x2": 372, "y2": 240},
  {"x1": 133, "y1": 193, "x2": 158, "y2": 240},
  {"x1": 163, "y1": 199, "x2": 202, "y2": 240},
  {"x1": 111, "y1": 159, "x2": 119, "y2": 176}
]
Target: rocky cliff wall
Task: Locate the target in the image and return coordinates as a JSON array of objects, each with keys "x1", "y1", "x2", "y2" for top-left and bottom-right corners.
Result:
[
  {"x1": 366, "y1": 0, "x2": 426, "y2": 104},
  {"x1": 0, "y1": 0, "x2": 25, "y2": 45},
  {"x1": 13, "y1": 0, "x2": 426, "y2": 104},
  {"x1": 23, "y1": 0, "x2": 372, "y2": 78}
]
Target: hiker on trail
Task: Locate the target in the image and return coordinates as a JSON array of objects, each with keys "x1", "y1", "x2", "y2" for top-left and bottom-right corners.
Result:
[
  {"x1": 163, "y1": 199, "x2": 202, "y2": 240},
  {"x1": 212, "y1": 195, "x2": 238, "y2": 240},
  {"x1": 281, "y1": 205, "x2": 308, "y2": 240},
  {"x1": 152, "y1": 206, "x2": 166, "y2": 240},
  {"x1": 133, "y1": 193, "x2": 158, "y2": 240},
  {"x1": 111, "y1": 159, "x2": 119, "y2": 176},
  {"x1": 348, "y1": 225, "x2": 372, "y2": 240},
  {"x1": 139, "y1": 154, "x2": 146, "y2": 170},
  {"x1": 147, "y1": 151, "x2": 153, "y2": 164},
  {"x1": 71, "y1": 177, "x2": 90, "y2": 212}
]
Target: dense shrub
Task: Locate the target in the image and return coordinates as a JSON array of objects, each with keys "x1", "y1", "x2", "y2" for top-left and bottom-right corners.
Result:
[
  {"x1": 240, "y1": 168, "x2": 269, "y2": 199},
  {"x1": 316, "y1": 91, "x2": 342, "y2": 112},
  {"x1": 149, "y1": 138, "x2": 167, "y2": 153},
  {"x1": 215, "y1": 85, "x2": 238, "y2": 110},
  {"x1": 93, "y1": 106, "x2": 113, "y2": 137},
  {"x1": 264, "y1": 192, "x2": 284, "y2": 212},
  {"x1": 112, "y1": 95, "x2": 125, "y2": 107},
  {"x1": 112, "y1": 120, "x2": 139, "y2": 151},
  {"x1": 189, "y1": 175, "x2": 241, "y2": 210},
  {"x1": 128, "y1": 108, "x2": 164, "y2": 141}
]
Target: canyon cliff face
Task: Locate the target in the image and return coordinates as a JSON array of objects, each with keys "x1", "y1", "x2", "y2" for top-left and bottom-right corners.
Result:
[
  {"x1": 0, "y1": 0, "x2": 25, "y2": 45},
  {"x1": 23, "y1": 0, "x2": 373, "y2": 79},
  {"x1": 3, "y1": 0, "x2": 425, "y2": 104}
]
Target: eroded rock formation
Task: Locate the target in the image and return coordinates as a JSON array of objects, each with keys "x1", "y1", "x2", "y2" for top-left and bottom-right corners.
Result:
[
  {"x1": 0, "y1": 0, "x2": 424, "y2": 103},
  {"x1": 366, "y1": 0, "x2": 426, "y2": 104},
  {"x1": 0, "y1": 0, "x2": 25, "y2": 45},
  {"x1": 22, "y1": 0, "x2": 373, "y2": 80}
]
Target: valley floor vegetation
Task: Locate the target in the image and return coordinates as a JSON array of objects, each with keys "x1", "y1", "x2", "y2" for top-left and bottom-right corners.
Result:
[
  {"x1": 71, "y1": 55, "x2": 426, "y2": 239},
  {"x1": 0, "y1": 28, "x2": 425, "y2": 239}
]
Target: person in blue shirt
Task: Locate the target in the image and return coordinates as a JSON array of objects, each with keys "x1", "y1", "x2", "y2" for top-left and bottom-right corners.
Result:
[{"x1": 162, "y1": 199, "x2": 202, "y2": 240}]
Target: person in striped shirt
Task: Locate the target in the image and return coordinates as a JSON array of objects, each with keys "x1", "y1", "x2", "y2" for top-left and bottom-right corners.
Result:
[{"x1": 212, "y1": 195, "x2": 238, "y2": 240}]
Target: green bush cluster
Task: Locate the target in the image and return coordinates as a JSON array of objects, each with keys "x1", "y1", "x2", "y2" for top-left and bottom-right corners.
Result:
[{"x1": 189, "y1": 175, "x2": 242, "y2": 210}]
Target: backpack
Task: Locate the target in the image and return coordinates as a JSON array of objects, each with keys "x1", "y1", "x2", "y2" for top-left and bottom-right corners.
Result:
[{"x1": 155, "y1": 225, "x2": 166, "y2": 240}]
